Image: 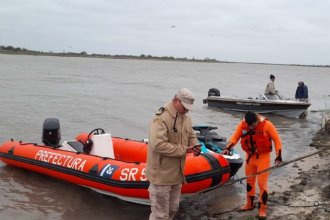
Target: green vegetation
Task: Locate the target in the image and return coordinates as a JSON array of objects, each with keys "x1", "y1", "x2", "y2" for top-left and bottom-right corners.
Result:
[
  {"x1": 0, "y1": 45, "x2": 220, "y2": 63},
  {"x1": 0, "y1": 45, "x2": 329, "y2": 67}
]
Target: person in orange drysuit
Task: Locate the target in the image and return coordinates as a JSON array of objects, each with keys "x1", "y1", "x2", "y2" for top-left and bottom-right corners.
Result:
[{"x1": 222, "y1": 111, "x2": 282, "y2": 219}]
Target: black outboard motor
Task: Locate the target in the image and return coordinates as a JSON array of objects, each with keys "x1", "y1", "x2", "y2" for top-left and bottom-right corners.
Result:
[
  {"x1": 208, "y1": 88, "x2": 220, "y2": 97},
  {"x1": 42, "y1": 118, "x2": 61, "y2": 148}
]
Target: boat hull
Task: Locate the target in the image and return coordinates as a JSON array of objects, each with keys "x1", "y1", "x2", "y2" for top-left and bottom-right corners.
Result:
[
  {"x1": 0, "y1": 139, "x2": 231, "y2": 205},
  {"x1": 204, "y1": 96, "x2": 311, "y2": 118}
]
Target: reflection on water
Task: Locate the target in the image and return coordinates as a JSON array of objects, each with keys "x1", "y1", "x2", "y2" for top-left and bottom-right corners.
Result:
[
  {"x1": 0, "y1": 166, "x2": 149, "y2": 220},
  {"x1": 0, "y1": 54, "x2": 329, "y2": 219}
]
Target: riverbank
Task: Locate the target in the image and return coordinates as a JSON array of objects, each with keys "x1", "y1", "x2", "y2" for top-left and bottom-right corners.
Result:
[
  {"x1": 176, "y1": 119, "x2": 330, "y2": 220},
  {"x1": 0, "y1": 47, "x2": 220, "y2": 63},
  {"x1": 1, "y1": 47, "x2": 329, "y2": 67}
]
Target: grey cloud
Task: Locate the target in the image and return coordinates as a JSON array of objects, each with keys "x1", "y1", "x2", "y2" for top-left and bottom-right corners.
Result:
[{"x1": 1, "y1": 0, "x2": 329, "y2": 65}]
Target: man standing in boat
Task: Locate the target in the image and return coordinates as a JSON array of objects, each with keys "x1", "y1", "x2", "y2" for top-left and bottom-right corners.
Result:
[
  {"x1": 295, "y1": 81, "x2": 309, "y2": 102},
  {"x1": 222, "y1": 111, "x2": 282, "y2": 220},
  {"x1": 264, "y1": 74, "x2": 278, "y2": 99},
  {"x1": 146, "y1": 88, "x2": 201, "y2": 220}
]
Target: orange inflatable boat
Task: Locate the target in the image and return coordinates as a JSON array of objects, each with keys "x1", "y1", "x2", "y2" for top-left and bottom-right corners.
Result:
[{"x1": 0, "y1": 118, "x2": 231, "y2": 205}]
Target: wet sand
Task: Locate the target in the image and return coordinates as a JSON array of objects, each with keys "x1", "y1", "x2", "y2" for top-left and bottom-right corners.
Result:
[{"x1": 175, "y1": 120, "x2": 330, "y2": 220}]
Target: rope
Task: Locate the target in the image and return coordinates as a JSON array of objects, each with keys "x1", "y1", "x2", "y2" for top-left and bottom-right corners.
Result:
[
  {"x1": 199, "y1": 147, "x2": 329, "y2": 194},
  {"x1": 268, "y1": 199, "x2": 330, "y2": 208},
  {"x1": 213, "y1": 200, "x2": 330, "y2": 217},
  {"x1": 268, "y1": 200, "x2": 330, "y2": 213}
]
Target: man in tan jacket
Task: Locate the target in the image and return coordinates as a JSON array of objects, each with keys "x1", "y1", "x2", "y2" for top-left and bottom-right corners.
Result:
[{"x1": 146, "y1": 88, "x2": 201, "y2": 220}]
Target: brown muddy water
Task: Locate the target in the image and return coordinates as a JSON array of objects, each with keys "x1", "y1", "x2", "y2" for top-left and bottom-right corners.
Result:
[{"x1": 0, "y1": 54, "x2": 329, "y2": 219}]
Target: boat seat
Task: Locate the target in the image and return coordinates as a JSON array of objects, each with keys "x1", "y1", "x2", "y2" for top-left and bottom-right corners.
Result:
[
  {"x1": 66, "y1": 141, "x2": 84, "y2": 153},
  {"x1": 60, "y1": 134, "x2": 115, "y2": 158},
  {"x1": 90, "y1": 133, "x2": 115, "y2": 159}
]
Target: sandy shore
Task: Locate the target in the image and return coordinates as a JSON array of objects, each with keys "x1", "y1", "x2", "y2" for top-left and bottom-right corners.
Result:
[{"x1": 176, "y1": 120, "x2": 330, "y2": 220}]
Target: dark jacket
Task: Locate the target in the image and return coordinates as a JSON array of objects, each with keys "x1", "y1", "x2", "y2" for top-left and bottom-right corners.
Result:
[{"x1": 295, "y1": 83, "x2": 308, "y2": 99}]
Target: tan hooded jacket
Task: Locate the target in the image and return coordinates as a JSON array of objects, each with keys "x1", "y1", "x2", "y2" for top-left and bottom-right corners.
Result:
[{"x1": 146, "y1": 102, "x2": 198, "y2": 185}]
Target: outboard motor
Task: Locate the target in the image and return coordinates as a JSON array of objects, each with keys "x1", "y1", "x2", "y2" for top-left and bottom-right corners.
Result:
[
  {"x1": 208, "y1": 88, "x2": 220, "y2": 97},
  {"x1": 42, "y1": 118, "x2": 61, "y2": 148}
]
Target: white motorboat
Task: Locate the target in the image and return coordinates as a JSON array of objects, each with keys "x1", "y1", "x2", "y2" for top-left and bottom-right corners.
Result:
[{"x1": 203, "y1": 88, "x2": 311, "y2": 118}]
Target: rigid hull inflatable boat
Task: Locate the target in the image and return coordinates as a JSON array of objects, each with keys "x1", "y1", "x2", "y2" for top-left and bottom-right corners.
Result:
[{"x1": 0, "y1": 119, "x2": 234, "y2": 205}]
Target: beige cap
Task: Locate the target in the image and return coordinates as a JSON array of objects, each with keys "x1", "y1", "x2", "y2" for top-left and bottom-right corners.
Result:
[{"x1": 176, "y1": 88, "x2": 195, "y2": 110}]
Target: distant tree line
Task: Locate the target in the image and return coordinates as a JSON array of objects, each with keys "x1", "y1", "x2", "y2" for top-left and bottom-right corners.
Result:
[
  {"x1": 1, "y1": 45, "x2": 327, "y2": 66},
  {"x1": 1, "y1": 45, "x2": 28, "y2": 51},
  {"x1": 0, "y1": 44, "x2": 221, "y2": 63}
]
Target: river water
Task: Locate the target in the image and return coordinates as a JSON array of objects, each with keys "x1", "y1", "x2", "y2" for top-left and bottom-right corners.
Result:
[{"x1": 0, "y1": 54, "x2": 329, "y2": 219}]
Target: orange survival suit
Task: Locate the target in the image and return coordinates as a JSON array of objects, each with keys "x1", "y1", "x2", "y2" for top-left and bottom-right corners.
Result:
[{"x1": 227, "y1": 114, "x2": 282, "y2": 216}]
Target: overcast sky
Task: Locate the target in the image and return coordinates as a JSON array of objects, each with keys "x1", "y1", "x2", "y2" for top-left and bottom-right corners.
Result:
[{"x1": 1, "y1": 0, "x2": 329, "y2": 65}]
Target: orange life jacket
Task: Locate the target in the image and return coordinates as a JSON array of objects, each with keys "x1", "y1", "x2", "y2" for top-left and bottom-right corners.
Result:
[{"x1": 240, "y1": 118, "x2": 272, "y2": 155}]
